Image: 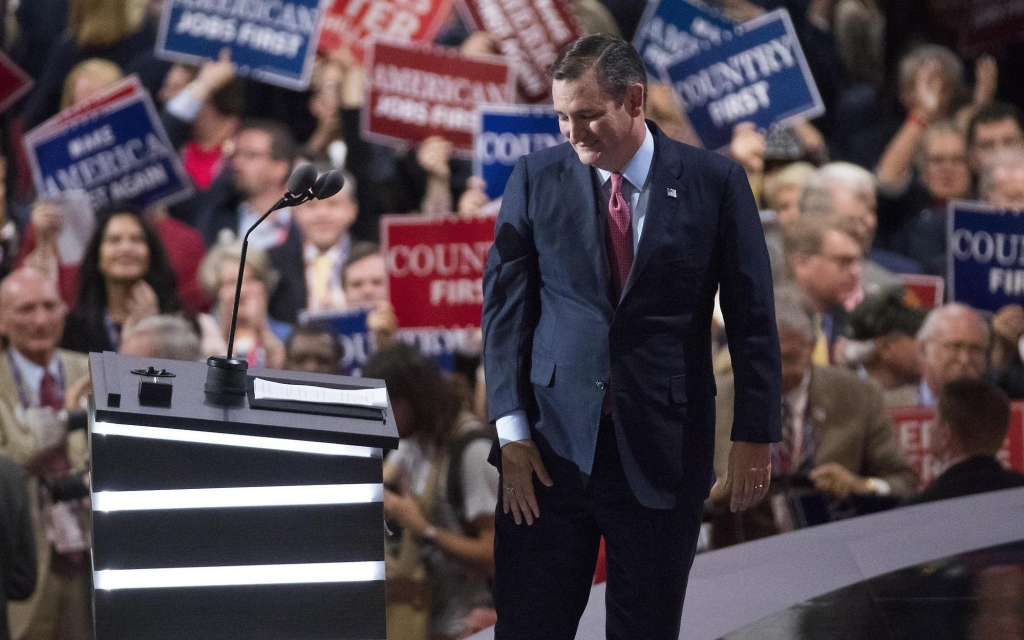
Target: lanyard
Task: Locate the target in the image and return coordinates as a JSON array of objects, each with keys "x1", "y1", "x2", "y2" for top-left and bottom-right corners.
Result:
[{"x1": 7, "y1": 351, "x2": 66, "y2": 409}]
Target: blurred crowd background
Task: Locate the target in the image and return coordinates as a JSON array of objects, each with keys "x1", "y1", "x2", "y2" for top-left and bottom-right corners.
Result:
[{"x1": 1, "y1": 0, "x2": 1024, "y2": 639}]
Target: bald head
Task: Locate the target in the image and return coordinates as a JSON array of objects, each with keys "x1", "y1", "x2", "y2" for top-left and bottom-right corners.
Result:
[
  {"x1": 917, "y1": 303, "x2": 990, "y2": 396},
  {"x1": 0, "y1": 269, "x2": 67, "y2": 366}
]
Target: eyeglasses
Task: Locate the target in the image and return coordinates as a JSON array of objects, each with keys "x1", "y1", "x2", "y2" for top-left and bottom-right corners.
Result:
[
  {"x1": 233, "y1": 149, "x2": 271, "y2": 161},
  {"x1": 926, "y1": 154, "x2": 967, "y2": 166},
  {"x1": 816, "y1": 253, "x2": 862, "y2": 269},
  {"x1": 932, "y1": 340, "x2": 987, "y2": 358}
]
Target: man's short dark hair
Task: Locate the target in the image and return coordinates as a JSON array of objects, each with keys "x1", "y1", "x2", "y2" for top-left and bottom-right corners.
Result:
[
  {"x1": 239, "y1": 118, "x2": 297, "y2": 165},
  {"x1": 210, "y1": 78, "x2": 245, "y2": 118},
  {"x1": 550, "y1": 34, "x2": 647, "y2": 106},
  {"x1": 285, "y1": 320, "x2": 343, "y2": 363},
  {"x1": 341, "y1": 242, "x2": 381, "y2": 289},
  {"x1": 939, "y1": 378, "x2": 1011, "y2": 456},
  {"x1": 967, "y1": 101, "x2": 1024, "y2": 148}
]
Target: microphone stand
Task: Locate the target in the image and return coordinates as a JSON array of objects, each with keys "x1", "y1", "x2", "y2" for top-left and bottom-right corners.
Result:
[{"x1": 205, "y1": 190, "x2": 313, "y2": 401}]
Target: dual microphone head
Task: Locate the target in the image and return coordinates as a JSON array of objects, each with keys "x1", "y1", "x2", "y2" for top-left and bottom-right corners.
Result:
[{"x1": 286, "y1": 164, "x2": 345, "y2": 203}]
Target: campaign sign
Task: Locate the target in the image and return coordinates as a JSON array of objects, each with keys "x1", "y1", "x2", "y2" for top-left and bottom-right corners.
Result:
[
  {"x1": 474, "y1": 104, "x2": 564, "y2": 200},
  {"x1": 156, "y1": 0, "x2": 326, "y2": 91},
  {"x1": 381, "y1": 213, "x2": 496, "y2": 329},
  {"x1": 319, "y1": 0, "x2": 455, "y2": 61},
  {"x1": 947, "y1": 201, "x2": 1024, "y2": 313},
  {"x1": 633, "y1": 0, "x2": 735, "y2": 79},
  {"x1": 661, "y1": 9, "x2": 824, "y2": 150},
  {"x1": 0, "y1": 51, "x2": 33, "y2": 115},
  {"x1": 898, "y1": 274, "x2": 945, "y2": 309},
  {"x1": 24, "y1": 81, "x2": 193, "y2": 212},
  {"x1": 299, "y1": 308, "x2": 372, "y2": 374},
  {"x1": 889, "y1": 403, "x2": 1024, "y2": 489},
  {"x1": 461, "y1": 0, "x2": 579, "y2": 103},
  {"x1": 363, "y1": 40, "x2": 514, "y2": 154}
]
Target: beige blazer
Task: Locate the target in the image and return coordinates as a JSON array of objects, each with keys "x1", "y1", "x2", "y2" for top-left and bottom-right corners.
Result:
[{"x1": 0, "y1": 350, "x2": 89, "y2": 640}]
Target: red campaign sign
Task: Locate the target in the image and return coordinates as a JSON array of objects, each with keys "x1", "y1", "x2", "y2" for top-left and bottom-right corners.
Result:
[
  {"x1": 898, "y1": 274, "x2": 944, "y2": 310},
  {"x1": 319, "y1": 0, "x2": 456, "y2": 61},
  {"x1": 888, "y1": 402, "x2": 1024, "y2": 489},
  {"x1": 959, "y1": 0, "x2": 1024, "y2": 54},
  {"x1": 0, "y1": 51, "x2": 32, "y2": 115},
  {"x1": 363, "y1": 40, "x2": 514, "y2": 153},
  {"x1": 381, "y1": 214, "x2": 496, "y2": 329},
  {"x1": 461, "y1": 0, "x2": 580, "y2": 103}
]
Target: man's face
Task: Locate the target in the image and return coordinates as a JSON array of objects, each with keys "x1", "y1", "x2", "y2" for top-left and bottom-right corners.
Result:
[
  {"x1": 230, "y1": 130, "x2": 288, "y2": 200},
  {"x1": 779, "y1": 328, "x2": 814, "y2": 394},
  {"x1": 0, "y1": 274, "x2": 66, "y2": 363},
  {"x1": 918, "y1": 311, "x2": 988, "y2": 393},
  {"x1": 343, "y1": 254, "x2": 387, "y2": 307},
  {"x1": 923, "y1": 132, "x2": 972, "y2": 202},
  {"x1": 971, "y1": 118, "x2": 1024, "y2": 169},
  {"x1": 284, "y1": 333, "x2": 340, "y2": 375},
  {"x1": 792, "y1": 230, "x2": 863, "y2": 311},
  {"x1": 986, "y1": 164, "x2": 1024, "y2": 210},
  {"x1": 831, "y1": 186, "x2": 877, "y2": 248},
  {"x1": 294, "y1": 184, "x2": 357, "y2": 252},
  {"x1": 552, "y1": 70, "x2": 645, "y2": 172},
  {"x1": 877, "y1": 333, "x2": 921, "y2": 383},
  {"x1": 771, "y1": 184, "x2": 802, "y2": 226}
]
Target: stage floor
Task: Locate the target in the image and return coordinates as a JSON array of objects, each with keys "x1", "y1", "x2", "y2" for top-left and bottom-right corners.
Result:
[{"x1": 724, "y1": 540, "x2": 1024, "y2": 640}]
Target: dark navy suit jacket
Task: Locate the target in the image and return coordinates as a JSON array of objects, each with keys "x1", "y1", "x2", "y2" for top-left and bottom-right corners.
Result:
[{"x1": 482, "y1": 122, "x2": 782, "y2": 509}]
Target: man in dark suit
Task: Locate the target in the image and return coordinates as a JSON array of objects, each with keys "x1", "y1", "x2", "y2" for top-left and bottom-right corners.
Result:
[
  {"x1": 482, "y1": 35, "x2": 781, "y2": 639},
  {"x1": 0, "y1": 457, "x2": 36, "y2": 640},
  {"x1": 907, "y1": 378, "x2": 1024, "y2": 505}
]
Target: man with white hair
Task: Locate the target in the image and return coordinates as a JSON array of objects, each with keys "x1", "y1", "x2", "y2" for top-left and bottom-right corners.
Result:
[
  {"x1": 914, "y1": 303, "x2": 990, "y2": 406},
  {"x1": 801, "y1": 162, "x2": 922, "y2": 283},
  {"x1": 978, "y1": 148, "x2": 1024, "y2": 210},
  {"x1": 119, "y1": 315, "x2": 203, "y2": 362}
]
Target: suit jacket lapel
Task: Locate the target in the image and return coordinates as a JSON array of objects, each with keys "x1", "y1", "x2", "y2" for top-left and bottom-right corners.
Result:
[
  {"x1": 563, "y1": 155, "x2": 613, "y2": 316},
  {"x1": 621, "y1": 124, "x2": 687, "y2": 302}
]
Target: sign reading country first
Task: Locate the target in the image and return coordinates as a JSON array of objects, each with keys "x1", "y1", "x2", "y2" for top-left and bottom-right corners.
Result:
[
  {"x1": 156, "y1": 0, "x2": 326, "y2": 90},
  {"x1": 662, "y1": 9, "x2": 823, "y2": 150},
  {"x1": 474, "y1": 105, "x2": 564, "y2": 200},
  {"x1": 948, "y1": 201, "x2": 1024, "y2": 313},
  {"x1": 24, "y1": 77, "x2": 192, "y2": 211}
]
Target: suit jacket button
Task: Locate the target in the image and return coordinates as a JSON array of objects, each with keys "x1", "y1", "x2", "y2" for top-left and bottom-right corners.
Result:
[{"x1": 596, "y1": 381, "x2": 606, "y2": 390}]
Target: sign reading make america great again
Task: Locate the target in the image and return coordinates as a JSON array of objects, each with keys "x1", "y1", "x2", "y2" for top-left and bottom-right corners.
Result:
[
  {"x1": 318, "y1": 0, "x2": 456, "y2": 62},
  {"x1": 462, "y1": 0, "x2": 580, "y2": 103},
  {"x1": 156, "y1": 0, "x2": 325, "y2": 90},
  {"x1": 661, "y1": 9, "x2": 824, "y2": 150},
  {"x1": 363, "y1": 40, "x2": 514, "y2": 154}
]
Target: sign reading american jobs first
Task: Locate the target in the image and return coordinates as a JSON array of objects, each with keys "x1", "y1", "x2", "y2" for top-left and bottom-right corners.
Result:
[
  {"x1": 381, "y1": 214, "x2": 496, "y2": 330},
  {"x1": 661, "y1": 9, "x2": 824, "y2": 150},
  {"x1": 948, "y1": 200, "x2": 1024, "y2": 313},
  {"x1": 156, "y1": 0, "x2": 326, "y2": 90},
  {"x1": 363, "y1": 40, "x2": 514, "y2": 155}
]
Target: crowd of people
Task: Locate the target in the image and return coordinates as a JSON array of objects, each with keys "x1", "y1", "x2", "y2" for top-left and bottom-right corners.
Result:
[{"x1": 0, "y1": 0, "x2": 1022, "y2": 639}]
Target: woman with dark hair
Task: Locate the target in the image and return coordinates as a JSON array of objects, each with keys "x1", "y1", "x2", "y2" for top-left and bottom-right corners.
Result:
[
  {"x1": 61, "y1": 208, "x2": 180, "y2": 353},
  {"x1": 363, "y1": 343, "x2": 497, "y2": 640}
]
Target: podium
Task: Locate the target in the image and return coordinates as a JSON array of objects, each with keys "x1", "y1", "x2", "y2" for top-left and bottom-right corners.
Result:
[{"x1": 87, "y1": 352, "x2": 398, "y2": 639}]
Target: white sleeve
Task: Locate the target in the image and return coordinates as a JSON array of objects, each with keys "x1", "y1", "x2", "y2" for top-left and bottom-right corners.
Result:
[{"x1": 496, "y1": 410, "x2": 531, "y2": 445}]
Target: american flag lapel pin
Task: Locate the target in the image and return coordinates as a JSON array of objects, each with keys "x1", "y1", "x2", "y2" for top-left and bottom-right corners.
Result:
[{"x1": 667, "y1": 188, "x2": 677, "y2": 198}]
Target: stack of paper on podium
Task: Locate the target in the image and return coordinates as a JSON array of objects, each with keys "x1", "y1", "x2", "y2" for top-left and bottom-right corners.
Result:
[{"x1": 88, "y1": 352, "x2": 398, "y2": 639}]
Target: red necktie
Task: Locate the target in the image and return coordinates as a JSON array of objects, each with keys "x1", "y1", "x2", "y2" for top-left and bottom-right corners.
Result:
[
  {"x1": 606, "y1": 173, "x2": 633, "y2": 300},
  {"x1": 40, "y1": 371, "x2": 62, "y2": 411}
]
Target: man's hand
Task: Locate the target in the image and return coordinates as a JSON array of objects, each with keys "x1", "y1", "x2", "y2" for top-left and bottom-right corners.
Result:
[
  {"x1": 500, "y1": 440, "x2": 553, "y2": 525},
  {"x1": 992, "y1": 304, "x2": 1024, "y2": 346},
  {"x1": 809, "y1": 463, "x2": 870, "y2": 499},
  {"x1": 725, "y1": 441, "x2": 771, "y2": 512},
  {"x1": 32, "y1": 201, "x2": 64, "y2": 248}
]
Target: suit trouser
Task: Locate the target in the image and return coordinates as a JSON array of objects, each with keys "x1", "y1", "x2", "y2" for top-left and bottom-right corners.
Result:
[{"x1": 492, "y1": 416, "x2": 704, "y2": 640}]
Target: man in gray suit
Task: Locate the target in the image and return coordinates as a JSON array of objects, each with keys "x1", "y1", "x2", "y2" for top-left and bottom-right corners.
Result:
[{"x1": 0, "y1": 457, "x2": 36, "y2": 640}]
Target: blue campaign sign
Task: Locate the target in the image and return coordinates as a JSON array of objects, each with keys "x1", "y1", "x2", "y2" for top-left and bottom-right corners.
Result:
[
  {"x1": 633, "y1": 0, "x2": 735, "y2": 79},
  {"x1": 661, "y1": 9, "x2": 824, "y2": 151},
  {"x1": 25, "y1": 92, "x2": 193, "y2": 211},
  {"x1": 474, "y1": 105, "x2": 565, "y2": 200},
  {"x1": 300, "y1": 308, "x2": 373, "y2": 374},
  {"x1": 156, "y1": 0, "x2": 325, "y2": 90},
  {"x1": 948, "y1": 201, "x2": 1024, "y2": 312}
]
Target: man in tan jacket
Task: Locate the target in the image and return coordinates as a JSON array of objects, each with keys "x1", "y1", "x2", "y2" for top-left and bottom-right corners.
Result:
[
  {"x1": 0, "y1": 269, "x2": 91, "y2": 640},
  {"x1": 710, "y1": 287, "x2": 916, "y2": 545}
]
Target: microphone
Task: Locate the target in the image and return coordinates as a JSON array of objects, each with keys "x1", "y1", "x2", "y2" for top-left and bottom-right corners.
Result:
[
  {"x1": 204, "y1": 164, "x2": 332, "y2": 400},
  {"x1": 312, "y1": 170, "x2": 344, "y2": 200}
]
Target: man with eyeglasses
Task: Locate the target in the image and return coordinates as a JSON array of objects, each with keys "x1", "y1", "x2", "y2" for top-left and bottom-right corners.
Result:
[
  {"x1": 784, "y1": 216, "x2": 865, "y2": 365},
  {"x1": 914, "y1": 303, "x2": 990, "y2": 407}
]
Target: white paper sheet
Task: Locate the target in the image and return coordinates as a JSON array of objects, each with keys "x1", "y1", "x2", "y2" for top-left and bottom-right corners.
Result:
[{"x1": 253, "y1": 378, "x2": 388, "y2": 409}]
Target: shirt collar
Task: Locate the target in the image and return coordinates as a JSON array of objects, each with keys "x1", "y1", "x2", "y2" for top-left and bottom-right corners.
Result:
[
  {"x1": 303, "y1": 235, "x2": 350, "y2": 263},
  {"x1": 595, "y1": 124, "x2": 654, "y2": 191},
  {"x1": 9, "y1": 348, "x2": 59, "y2": 392},
  {"x1": 784, "y1": 370, "x2": 812, "y2": 412},
  {"x1": 920, "y1": 380, "x2": 937, "y2": 407}
]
